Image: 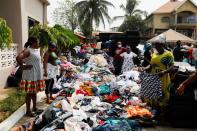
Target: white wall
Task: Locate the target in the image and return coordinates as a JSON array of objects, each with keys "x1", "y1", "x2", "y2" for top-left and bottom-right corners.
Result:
[
  {"x1": 25, "y1": 0, "x2": 44, "y2": 24},
  {"x1": 0, "y1": 0, "x2": 23, "y2": 51}
]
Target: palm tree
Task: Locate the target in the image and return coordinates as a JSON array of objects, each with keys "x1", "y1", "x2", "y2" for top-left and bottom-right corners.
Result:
[
  {"x1": 113, "y1": 0, "x2": 145, "y2": 21},
  {"x1": 75, "y1": 0, "x2": 114, "y2": 38}
]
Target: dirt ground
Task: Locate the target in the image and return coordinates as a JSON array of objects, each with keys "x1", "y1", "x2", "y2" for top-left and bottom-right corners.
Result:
[{"x1": 0, "y1": 88, "x2": 16, "y2": 101}]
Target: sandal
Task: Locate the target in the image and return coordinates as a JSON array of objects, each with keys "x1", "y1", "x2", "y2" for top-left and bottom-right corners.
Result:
[
  {"x1": 26, "y1": 112, "x2": 36, "y2": 117},
  {"x1": 33, "y1": 108, "x2": 44, "y2": 114},
  {"x1": 46, "y1": 99, "x2": 52, "y2": 104}
]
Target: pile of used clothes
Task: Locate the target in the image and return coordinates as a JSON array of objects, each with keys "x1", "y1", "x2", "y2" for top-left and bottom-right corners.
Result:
[{"x1": 15, "y1": 56, "x2": 159, "y2": 131}]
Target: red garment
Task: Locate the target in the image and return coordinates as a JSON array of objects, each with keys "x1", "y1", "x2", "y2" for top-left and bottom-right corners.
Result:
[
  {"x1": 106, "y1": 94, "x2": 120, "y2": 103},
  {"x1": 76, "y1": 89, "x2": 89, "y2": 96},
  {"x1": 113, "y1": 47, "x2": 126, "y2": 61},
  {"x1": 187, "y1": 49, "x2": 193, "y2": 59},
  {"x1": 91, "y1": 43, "x2": 97, "y2": 48}
]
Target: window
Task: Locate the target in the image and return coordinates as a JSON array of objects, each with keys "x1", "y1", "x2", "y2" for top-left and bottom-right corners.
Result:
[
  {"x1": 177, "y1": 16, "x2": 182, "y2": 23},
  {"x1": 28, "y1": 17, "x2": 39, "y2": 29},
  {"x1": 161, "y1": 17, "x2": 170, "y2": 23}
]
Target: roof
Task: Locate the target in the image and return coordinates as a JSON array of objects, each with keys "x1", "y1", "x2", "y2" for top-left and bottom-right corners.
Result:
[
  {"x1": 75, "y1": 33, "x2": 86, "y2": 39},
  {"x1": 153, "y1": 0, "x2": 183, "y2": 14},
  {"x1": 148, "y1": 29, "x2": 196, "y2": 43},
  {"x1": 40, "y1": 0, "x2": 50, "y2": 5}
]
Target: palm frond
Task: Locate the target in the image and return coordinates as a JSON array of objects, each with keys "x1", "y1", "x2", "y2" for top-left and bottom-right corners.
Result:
[
  {"x1": 113, "y1": 15, "x2": 125, "y2": 21},
  {"x1": 120, "y1": 4, "x2": 127, "y2": 12}
]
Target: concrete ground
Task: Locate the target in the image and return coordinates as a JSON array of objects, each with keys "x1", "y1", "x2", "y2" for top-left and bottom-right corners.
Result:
[{"x1": 11, "y1": 98, "x2": 48, "y2": 130}]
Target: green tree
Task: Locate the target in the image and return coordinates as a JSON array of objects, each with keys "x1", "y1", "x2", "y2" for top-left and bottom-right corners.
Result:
[
  {"x1": 75, "y1": 0, "x2": 114, "y2": 38},
  {"x1": 113, "y1": 0, "x2": 147, "y2": 34},
  {"x1": 29, "y1": 25, "x2": 55, "y2": 49},
  {"x1": 118, "y1": 14, "x2": 147, "y2": 33},
  {"x1": 53, "y1": 24, "x2": 79, "y2": 49},
  {"x1": 53, "y1": 0, "x2": 78, "y2": 32},
  {"x1": 114, "y1": 0, "x2": 145, "y2": 20}
]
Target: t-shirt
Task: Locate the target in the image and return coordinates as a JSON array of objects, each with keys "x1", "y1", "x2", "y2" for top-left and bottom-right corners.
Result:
[
  {"x1": 173, "y1": 46, "x2": 183, "y2": 61},
  {"x1": 120, "y1": 52, "x2": 137, "y2": 60}
]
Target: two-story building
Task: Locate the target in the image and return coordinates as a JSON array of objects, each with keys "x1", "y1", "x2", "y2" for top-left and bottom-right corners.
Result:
[
  {"x1": 0, "y1": 0, "x2": 49, "y2": 87},
  {"x1": 146, "y1": 0, "x2": 197, "y2": 40}
]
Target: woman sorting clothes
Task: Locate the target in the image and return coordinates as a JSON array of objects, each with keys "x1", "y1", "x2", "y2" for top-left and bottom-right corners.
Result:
[
  {"x1": 120, "y1": 46, "x2": 137, "y2": 73},
  {"x1": 16, "y1": 37, "x2": 45, "y2": 117},
  {"x1": 43, "y1": 42, "x2": 59, "y2": 104},
  {"x1": 141, "y1": 34, "x2": 174, "y2": 107}
]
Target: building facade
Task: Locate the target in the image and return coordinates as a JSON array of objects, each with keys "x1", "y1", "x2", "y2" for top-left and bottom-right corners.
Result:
[
  {"x1": 146, "y1": 0, "x2": 197, "y2": 40},
  {"x1": 0, "y1": 0, "x2": 49, "y2": 87}
]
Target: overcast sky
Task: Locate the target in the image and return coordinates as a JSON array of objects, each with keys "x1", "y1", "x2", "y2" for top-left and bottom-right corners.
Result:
[{"x1": 47, "y1": 0, "x2": 197, "y2": 31}]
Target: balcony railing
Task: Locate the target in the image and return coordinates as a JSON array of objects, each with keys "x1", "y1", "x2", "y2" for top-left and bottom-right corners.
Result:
[{"x1": 170, "y1": 21, "x2": 197, "y2": 27}]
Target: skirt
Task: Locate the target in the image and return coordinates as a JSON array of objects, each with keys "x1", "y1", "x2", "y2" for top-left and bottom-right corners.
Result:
[{"x1": 20, "y1": 80, "x2": 45, "y2": 93}]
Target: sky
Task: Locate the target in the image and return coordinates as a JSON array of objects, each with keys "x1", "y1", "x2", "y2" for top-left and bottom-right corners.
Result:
[{"x1": 47, "y1": 0, "x2": 197, "y2": 31}]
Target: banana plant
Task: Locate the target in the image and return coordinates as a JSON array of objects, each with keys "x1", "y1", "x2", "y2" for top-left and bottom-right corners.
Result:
[
  {"x1": 29, "y1": 24, "x2": 79, "y2": 54},
  {"x1": 53, "y1": 24, "x2": 80, "y2": 49},
  {"x1": 0, "y1": 18, "x2": 13, "y2": 49}
]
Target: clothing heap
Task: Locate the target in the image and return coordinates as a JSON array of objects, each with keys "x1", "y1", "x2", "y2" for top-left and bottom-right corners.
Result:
[{"x1": 16, "y1": 55, "x2": 163, "y2": 131}]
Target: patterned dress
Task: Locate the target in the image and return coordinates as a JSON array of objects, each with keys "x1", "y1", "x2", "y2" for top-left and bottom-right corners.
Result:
[
  {"x1": 20, "y1": 48, "x2": 45, "y2": 93},
  {"x1": 121, "y1": 52, "x2": 137, "y2": 73},
  {"x1": 150, "y1": 50, "x2": 174, "y2": 106}
]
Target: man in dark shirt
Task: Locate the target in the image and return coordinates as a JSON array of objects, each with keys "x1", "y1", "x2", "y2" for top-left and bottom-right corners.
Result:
[{"x1": 173, "y1": 40, "x2": 183, "y2": 62}]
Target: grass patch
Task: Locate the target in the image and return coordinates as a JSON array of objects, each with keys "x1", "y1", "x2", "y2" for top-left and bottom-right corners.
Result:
[{"x1": 0, "y1": 90, "x2": 25, "y2": 123}]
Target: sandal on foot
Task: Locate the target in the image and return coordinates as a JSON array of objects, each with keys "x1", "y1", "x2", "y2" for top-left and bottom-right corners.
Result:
[
  {"x1": 33, "y1": 108, "x2": 44, "y2": 114},
  {"x1": 26, "y1": 112, "x2": 36, "y2": 117},
  {"x1": 46, "y1": 99, "x2": 52, "y2": 104}
]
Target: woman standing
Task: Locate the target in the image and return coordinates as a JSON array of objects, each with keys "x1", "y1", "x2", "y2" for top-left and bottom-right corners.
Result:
[
  {"x1": 43, "y1": 42, "x2": 59, "y2": 104},
  {"x1": 120, "y1": 46, "x2": 137, "y2": 73},
  {"x1": 16, "y1": 37, "x2": 45, "y2": 117},
  {"x1": 113, "y1": 41, "x2": 126, "y2": 75},
  {"x1": 142, "y1": 43, "x2": 152, "y2": 67},
  {"x1": 143, "y1": 34, "x2": 174, "y2": 107}
]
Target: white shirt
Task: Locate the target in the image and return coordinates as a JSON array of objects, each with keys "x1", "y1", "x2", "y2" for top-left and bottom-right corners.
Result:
[{"x1": 120, "y1": 52, "x2": 137, "y2": 59}]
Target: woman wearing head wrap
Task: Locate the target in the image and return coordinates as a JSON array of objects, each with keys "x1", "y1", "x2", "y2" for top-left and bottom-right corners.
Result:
[
  {"x1": 142, "y1": 34, "x2": 174, "y2": 107},
  {"x1": 142, "y1": 42, "x2": 152, "y2": 67}
]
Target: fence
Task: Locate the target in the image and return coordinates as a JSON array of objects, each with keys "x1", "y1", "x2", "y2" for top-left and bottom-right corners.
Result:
[{"x1": 0, "y1": 44, "x2": 18, "y2": 68}]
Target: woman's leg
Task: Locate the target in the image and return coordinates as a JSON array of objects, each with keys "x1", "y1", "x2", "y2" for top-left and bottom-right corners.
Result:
[
  {"x1": 49, "y1": 79, "x2": 54, "y2": 99},
  {"x1": 25, "y1": 93, "x2": 31, "y2": 114},
  {"x1": 32, "y1": 93, "x2": 37, "y2": 111},
  {"x1": 45, "y1": 79, "x2": 50, "y2": 101}
]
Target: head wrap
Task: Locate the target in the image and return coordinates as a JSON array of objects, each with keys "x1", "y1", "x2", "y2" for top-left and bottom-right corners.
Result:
[
  {"x1": 144, "y1": 42, "x2": 152, "y2": 51},
  {"x1": 154, "y1": 34, "x2": 166, "y2": 44},
  {"x1": 49, "y1": 42, "x2": 57, "y2": 48}
]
